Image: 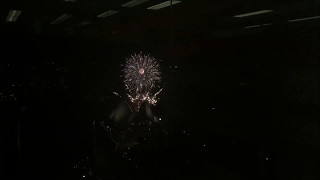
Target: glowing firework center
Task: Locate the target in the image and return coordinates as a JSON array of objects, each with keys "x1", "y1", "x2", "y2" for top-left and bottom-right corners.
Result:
[{"x1": 123, "y1": 53, "x2": 162, "y2": 109}]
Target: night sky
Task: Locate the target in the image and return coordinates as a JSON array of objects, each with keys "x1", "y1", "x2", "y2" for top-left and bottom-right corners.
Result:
[{"x1": 1, "y1": 1, "x2": 319, "y2": 180}]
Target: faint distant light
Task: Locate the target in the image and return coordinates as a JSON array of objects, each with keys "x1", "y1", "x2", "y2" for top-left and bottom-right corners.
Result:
[
  {"x1": 76, "y1": 21, "x2": 91, "y2": 27},
  {"x1": 6, "y1": 10, "x2": 22, "y2": 22},
  {"x1": 203, "y1": 144, "x2": 206, "y2": 147},
  {"x1": 159, "y1": 117, "x2": 162, "y2": 121},
  {"x1": 288, "y1": 16, "x2": 320, "y2": 22},
  {"x1": 174, "y1": 66, "x2": 178, "y2": 68},
  {"x1": 50, "y1": 14, "x2": 72, "y2": 25},
  {"x1": 82, "y1": 175, "x2": 85, "y2": 178},
  {"x1": 266, "y1": 157, "x2": 269, "y2": 161},
  {"x1": 211, "y1": 107, "x2": 215, "y2": 110},
  {"x1": 244, "y1": 25, "x2": 260, "y2": 29},
  {"x1": 122, "y1": 0, "x2": 149, "y2": 7},
  {"x1": 147, "y1": 0, "x2": 181, "y2": 10},
  {"x1": 113, "y1": 92, "x2": 121, "y2": 97},
  {"x1": 234, "y1": 10, "x2": 273, "y2": 18},
  {"x1": 97, "y1": 10, "x2": 118, "y2": 18},
  {"x1": 64, "y1": 0, "x2": 76, "y2": 2},
  {"x1": 244, "y1": 23, "x2": 271, "y2": 29}
]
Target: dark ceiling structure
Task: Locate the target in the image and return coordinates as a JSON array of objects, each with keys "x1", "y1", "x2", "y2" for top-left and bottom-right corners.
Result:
[
  {"x1": 2, "y1": 0, "x2": 319, "y2": 62},
  {"x1": 1, "y1": 0, "x2": 319, "y2": 38}
]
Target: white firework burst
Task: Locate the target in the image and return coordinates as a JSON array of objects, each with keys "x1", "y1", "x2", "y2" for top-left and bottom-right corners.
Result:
[{"x1": 123, "y1": 52, "x2": 162, "y2": 107}]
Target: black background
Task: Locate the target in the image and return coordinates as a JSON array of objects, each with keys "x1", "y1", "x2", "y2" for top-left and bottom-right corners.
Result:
[{"x1": 1, "y1": 0, "x2": 319, "y2": 180}]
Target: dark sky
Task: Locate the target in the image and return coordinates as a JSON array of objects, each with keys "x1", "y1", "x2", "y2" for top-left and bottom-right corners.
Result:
[{"x1": 1, "y1": 1, "x2": 319, "y2": 180}]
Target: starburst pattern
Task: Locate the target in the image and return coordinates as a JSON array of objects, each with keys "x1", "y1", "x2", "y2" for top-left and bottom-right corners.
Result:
[{"x1": 123, "y1": 52, "x2": 162, "y2": 107}]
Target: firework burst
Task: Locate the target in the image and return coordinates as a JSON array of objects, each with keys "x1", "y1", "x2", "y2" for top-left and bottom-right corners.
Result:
[{"x1": 123, "y1": 52, "x2": 162, "y2": 107}]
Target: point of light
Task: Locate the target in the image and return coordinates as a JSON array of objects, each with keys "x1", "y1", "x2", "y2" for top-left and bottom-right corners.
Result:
[
  {"x1": 113, "y1": 92, "x2": 121, "y2": 97},
  {"x1": 139, "y1": 68, "x2": 145, "y2": 74},
  {"x1": 97, "y1": 10, "x2": 118, "y2": 18},
  {"x1": 147, "y1": 0, "x2": 181, "y2": 10},
  {"x1": 288, "y1": 16, "x2": 320, "y2": 22},
  {"x1": 263, "y1": 23, "x2": 272, "y2": 26},
  {"x1": 122, "y1": 0, "x2": 149, "y2": 7},
  {"x1": 244, "y1": 23, "x2": 272, "y2": 29},
  {"x1": 6, "y1": 10, "x2": 22, "y2": 22},
  {"x1": 234, "y1": 10, "x2": 273, "y2": 18},
  {"x1": 50, "y1": 14, "x2": 72, "y2": 24},
  {"x1": 244, "y1": 25, "x2": 260, "y2": 29}
]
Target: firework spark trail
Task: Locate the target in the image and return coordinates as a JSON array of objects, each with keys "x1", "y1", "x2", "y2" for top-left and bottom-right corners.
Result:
[{"x1": 123, "y1": 52, "x2": 162, "y2": 107}]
